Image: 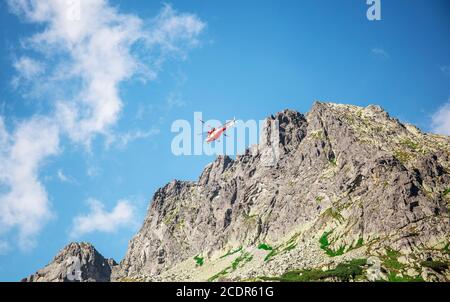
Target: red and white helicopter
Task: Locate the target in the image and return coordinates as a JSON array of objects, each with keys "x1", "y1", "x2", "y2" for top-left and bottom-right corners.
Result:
[{"x1": 200, "y1": 118, "x2": 236, "y2": 143}]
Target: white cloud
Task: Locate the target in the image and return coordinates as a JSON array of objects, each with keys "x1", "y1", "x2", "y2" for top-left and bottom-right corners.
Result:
[
  {"x1": 135, "y1": 103, "x2": 154, "y2": 120},
  {"x1": 9, "y1": 0, "x2": 205, "y2": 147},
  {"x1": 0, "y1": 116, "x2": 59, "y2": 250},
  {"x1": 11, "y1": 56, "x2": 44, "y2": 87},
  {"x1": 1, "y1": 1, "x2": 205, "y2": 252},
  {"x1": 167, "y1": 91, "x2": 187, "y2": 109},
  {"x1": 56, "y1": 169, "x2": 68, "y2": 182},
  {"x1": 56, "y1": 168, "x2": 76, "y2": 184},
  {"x1": 106, "y1": 128, "x2": 161, "y2": 149},
  {"x1": 371, "y1": 48, "x2": 389, "y2": 59},
  {"x1": 147, "y1": 4, "x2": 206, "y2": 54},
  {"x1": 86, "y1": 165, "x2": 101, "y2": 178},
  {"x1": 431, "y1": 99, "x2": 450, "y2": 136},
  {"x1": 0, "y1": 118, "x2": 9, "y2": 146},
  {"x1": 70, "y1": 198, "x2": 135, "y2": 237},
  {"x1": 440, "y1": 65, "x2": 450, "y2": 76}
]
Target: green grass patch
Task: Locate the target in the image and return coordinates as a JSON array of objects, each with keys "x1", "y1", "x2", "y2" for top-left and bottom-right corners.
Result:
[
  {"x1": 208, "y1": 251, "x2": 253, "y2": 282},
  {"x1": 387, "y1": 273, "x2": 424, "y2": 282},
  {"x1": 319, "y1": 231, "x2": 346, "y2": 257},
  {"x1": 260, "y1": 258, "x2": 427, "y2": 282},
  {"x1": 220, "y1": 246, "x2": 243, "y2": 259},
  {"x1": 259, "y1": 258, "x2": 367, "y2": 282},
  {"x1": 443, "y1": 243, "x2": 450, "y2": 255},
  {"x1": 347, "y1": 238, "x2": 364, "y2": 252},
  {"x1": 394, "y1": 150, "x2": 411, "y2": 164},
  {"x1": 328, "y1": 260, "x2": 366, "y2": 281},
  {"x1": 315, "y1": 196, "x2": 324, "y2": 203},
  {"x1": 194, "y1": 255, "x2": 204, "y2": 266},
  {"x1": 208, "y1": 269, "x2": 228, "y2": 282},
  {"x1": 381, "y1": 248, "x2": 405, "y2": 273},
  {"x1": 319, "y1": 231, "x2": 332, "y2": 249},
  {"x1": 400, "y1": 139, "x2": 419, "y2": 150},
  {"x1": 322, "y1": 208, "x2": 344, "y2": 223},
  {"x1": 442, "y1": 188, "x2": 450, "y2": 197},
  {"x1": 231, "y1": 252, "x2": 253, "y2": 270},
  {"x1": 264, "y1": 250, "x2": 277, "y2": 262},
  {"x1": 329, "y1": 158, "x2": 337, "y2": 166},
  {"x1": 327, "y1": 246, "x2": 346, "y2": 257},
  {"x1": 263, "y1": 233, "x2": 300, "y2": 262},
  {"x1": 258, "y1": 243, "x2": 273, "y2": 251},
  {"x1": 283, "y1": 243, "x2": 297, "y2": 252},
  {"x1": 355, "y1": 238, "x2": 364, "y2": 248}
]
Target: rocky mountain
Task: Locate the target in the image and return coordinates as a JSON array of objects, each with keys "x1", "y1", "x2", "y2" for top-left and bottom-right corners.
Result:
[
  {"x1": 24, "y1": 102, "x2": 450, "y2": 282},
  {"x1": 22, "y1": 242, "x2": 117, "y2": 282}
]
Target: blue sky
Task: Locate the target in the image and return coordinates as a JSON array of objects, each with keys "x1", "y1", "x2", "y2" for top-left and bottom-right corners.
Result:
[{"x1": 0, "y1": 0, "x2": 449, "y2": 281}]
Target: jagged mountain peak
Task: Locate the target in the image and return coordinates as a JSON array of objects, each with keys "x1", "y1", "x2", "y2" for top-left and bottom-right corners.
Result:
[
  {"x1": 261, "y1": 108, "x2": 307, "y2": 152},
  {"x1": 22, "y1": 242, "x2": 117, "y2": 282},
  {"x1": 54, "y1": 242, "x2": 96, "y2": 258},
  {"x1": 25, "y1": 103, "x2": 450, "y2": 282},
  {"x1": 112, "y1": 102, "x2": 449, "y2": 281}
]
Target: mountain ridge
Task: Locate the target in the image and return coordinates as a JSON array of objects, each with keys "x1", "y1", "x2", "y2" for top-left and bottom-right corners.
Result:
[
  {"x1": 23, "y1": 102, "x2": 450, "y2": 282},
  {"x1": 22, "y1": 242, "x2": 117, "y2": 282}
]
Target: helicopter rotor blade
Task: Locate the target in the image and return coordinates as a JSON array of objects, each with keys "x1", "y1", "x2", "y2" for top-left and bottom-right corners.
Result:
[{"x1": 199, "y1": 119, "x2": 213, "y2": 129}]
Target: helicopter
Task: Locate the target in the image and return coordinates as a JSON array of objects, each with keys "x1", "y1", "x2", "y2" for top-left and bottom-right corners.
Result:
[{"x1": 199, "y1": 118, "x2": 236, "y2": 143}]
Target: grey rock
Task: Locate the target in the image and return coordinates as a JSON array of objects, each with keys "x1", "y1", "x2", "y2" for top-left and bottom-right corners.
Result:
[
  {"x1": 22, "y1": 242, "x2": 117, "y2": 282},
  {"x1": 114, "y1": 102, "x2": 450, "y2": 281},
  {"x1": 25, "y1": 102, "x2": 450, "y2": 282}
]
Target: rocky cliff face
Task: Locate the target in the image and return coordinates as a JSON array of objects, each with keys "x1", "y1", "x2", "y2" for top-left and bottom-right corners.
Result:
[
  {"x1": 23, "y1": 242, "x2": 117, "y2": 282},
  {"x1": 114, "y1": 102, "x2": 449, "y2": 282},
  {"x1": 24, "y1": 102, "x2": 450, "y2": 282}
]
